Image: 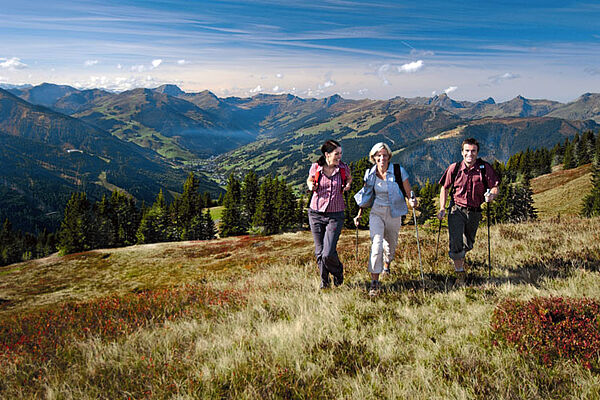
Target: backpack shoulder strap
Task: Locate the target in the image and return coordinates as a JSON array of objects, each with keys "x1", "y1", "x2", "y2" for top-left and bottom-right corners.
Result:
[
  {"x1": 477, "y1": 158, "x2": 489, "y2": 191},
  {"x1": 393, "y1": 163, "x2": 407, "y2": 198},
  {"x1": 339, "y1": 165, "x2": 347, "y2": 193},
  {"x1": 311, "y1": 166, "x2": 321, "y2": 192}
]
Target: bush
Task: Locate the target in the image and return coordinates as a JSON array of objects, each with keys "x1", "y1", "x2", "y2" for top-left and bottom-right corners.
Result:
[{"x1": 491, "y1": 297, "x2": 600, "y2": 370}]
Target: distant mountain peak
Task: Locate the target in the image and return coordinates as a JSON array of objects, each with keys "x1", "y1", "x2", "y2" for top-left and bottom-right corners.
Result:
[{"x1": 153, "y1": 84, "x2": 185, "y2": 97}]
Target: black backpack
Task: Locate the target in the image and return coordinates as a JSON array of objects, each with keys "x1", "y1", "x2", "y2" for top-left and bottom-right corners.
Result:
[{"x1": 393, "y1": 163, "x2": 408, "y2": 198}]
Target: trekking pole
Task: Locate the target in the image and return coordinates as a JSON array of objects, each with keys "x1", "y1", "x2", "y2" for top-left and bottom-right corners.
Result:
[
  {"x1": 434, "y1": 216, "x2": 442, "y2": 263},
  {"x1": 410, "y1": 192, "x2": 425, "y2": 289},
  {"x1": 485, "y1": 189, "x2": 492, "y2": 279},
  {"x1": 355, "y1": 225, "x2": 359, "y2": 261}
]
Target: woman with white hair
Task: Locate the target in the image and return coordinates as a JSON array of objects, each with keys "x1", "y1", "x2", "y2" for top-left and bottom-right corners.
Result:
[{"x1": 354, "y1": 142, "x2": 417, "y2": 297}]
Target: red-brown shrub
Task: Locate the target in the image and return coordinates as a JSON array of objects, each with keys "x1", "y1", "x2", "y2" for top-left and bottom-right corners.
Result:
[{"x1": 491, "y1": 297, "x2": 600, "y2": 370}]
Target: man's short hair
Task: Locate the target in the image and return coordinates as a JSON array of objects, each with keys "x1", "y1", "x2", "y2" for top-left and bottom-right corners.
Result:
[{"x1": 462, "y1": 138, "x2": 480, "y2": 152}]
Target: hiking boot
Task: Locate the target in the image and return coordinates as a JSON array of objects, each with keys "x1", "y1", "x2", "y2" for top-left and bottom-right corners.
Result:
[
  {"x1": 454, "y1": 271, "x2": 466, "y2": 288},
  {"x1": 333, "y1": 274, "x2": 344, "y2": 287},
  {"x1": 368, "y1": 280, "x2": 380, "y2": 297},
  {"x1": 320, "y1": 280, "x2": 330, "y2": 290}
]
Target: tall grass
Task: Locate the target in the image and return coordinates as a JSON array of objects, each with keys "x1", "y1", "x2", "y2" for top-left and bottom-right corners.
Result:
[{"x1": 1, "y1": 218, "x2": 599, "y2": 398}]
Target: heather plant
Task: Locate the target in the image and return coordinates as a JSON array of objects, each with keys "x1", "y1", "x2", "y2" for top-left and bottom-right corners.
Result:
[{"x1": 491, "y1": 296, "x2": 600, "y2": 370}]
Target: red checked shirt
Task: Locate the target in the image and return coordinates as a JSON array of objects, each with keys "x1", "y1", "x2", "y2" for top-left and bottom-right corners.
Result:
[
  {"x1": 308, "y1": 162, "x2": 350, "y2": 212},
  {"x1": 439, "y1": 160, "x2": 499, "y2": 208}
]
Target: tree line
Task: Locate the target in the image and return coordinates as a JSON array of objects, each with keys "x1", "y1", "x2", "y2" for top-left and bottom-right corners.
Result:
[
  {"x1": 58, "y1": 173, "x2": 216, "y2": 255},
  {"x1": 2, "y1": 130, "x2": 600, "y2": 266},
  {"x1": 219, "y1": 171, "x2": 304, "y2": 236}
]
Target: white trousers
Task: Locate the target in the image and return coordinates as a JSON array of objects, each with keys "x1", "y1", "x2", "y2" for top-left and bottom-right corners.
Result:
[{"x1": 368, "y1": 204, "x2": 403, "y2": 274}]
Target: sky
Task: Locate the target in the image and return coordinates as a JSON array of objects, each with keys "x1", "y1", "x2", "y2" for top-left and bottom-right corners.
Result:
[{"x1": 1, "y1": 0, "x2": 599, "y2": 102}]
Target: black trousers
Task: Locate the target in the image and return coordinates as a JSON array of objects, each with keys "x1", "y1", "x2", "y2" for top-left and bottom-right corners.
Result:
[{"x1": 308, "y1": 209, "x2": 344, "y2": 286}]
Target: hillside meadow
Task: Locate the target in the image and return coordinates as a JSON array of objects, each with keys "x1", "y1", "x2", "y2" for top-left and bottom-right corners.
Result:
[{"x1": 1, "y1": 209, "x2": 599, "y2": 398}]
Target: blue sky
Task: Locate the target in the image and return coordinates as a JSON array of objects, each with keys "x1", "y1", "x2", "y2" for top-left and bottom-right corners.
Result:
[{"x1": 1, "y1": 0, "x2": 599, "y2": 102}]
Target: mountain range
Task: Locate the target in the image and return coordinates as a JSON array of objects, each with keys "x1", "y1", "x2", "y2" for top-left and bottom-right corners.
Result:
[{"x1": 2, "y1": 82, "x2": 600, "y2": 231}]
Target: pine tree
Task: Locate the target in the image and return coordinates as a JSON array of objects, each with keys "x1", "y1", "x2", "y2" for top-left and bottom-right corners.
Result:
[
  {"x1": 174, "y1": 173, "x2": 206, "y2": 240},
  {"x1": 110, "y1": 191, "x2": 139, "y2": 246},
  {"x1": 274, "y1": 177, "x2": 297, "y2": 231},
  {"x1": 509, "y1": 181, "x2": 537, "y2": 222},
  {"x1": 58, "y1": 192, "x2": 99, "y2": 254},
  {"x1": 577, "y1": 130, "x2": 595, "y2": 167},
  {"x1": 136, "y1": 190, "x2": 169, "y2": 244},
  {"x1": 581, "y1": 137, "x2": 600, "y2": 217},
  {"x1": 202, "y1": 209, "x2": 216, "y2": 240},
  {"x1": 240, "y1": 171, "x2": 259, "y2": 229},
  {"x1": 220, "y1": 174, "x2": 245, "y2": 237},
  {"x1": 416, "y1": 179, "x2": 437, "y2": 224},
  {"x1": 253, "y1": 175, "x2": 278, "y2": 234},
  {"x1": 563, "y1": 139, "x2": 576, "y2": 170},
  {"x1": 95, "y1": 194, "x2": 116, "y2": 248}
]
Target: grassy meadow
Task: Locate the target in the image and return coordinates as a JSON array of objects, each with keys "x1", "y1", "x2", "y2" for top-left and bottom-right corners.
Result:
[
  {"x1": 1, "y1": 214, "x2": 600, "y2": 398},
  {"x1": 1, "y1": 165, "x2": 600, "y2": 399}
]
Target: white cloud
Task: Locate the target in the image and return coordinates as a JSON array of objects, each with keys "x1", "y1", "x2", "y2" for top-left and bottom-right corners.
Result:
[
  {"x1": 151, "y1": 59, "x2": 163, "y2": 69},
  {"x1": 131, "y1": 65, "x2": 145, "y2": 72},
  {"x1": 358, "y1": 88, "x2": 369, "y2": 95},
  {"x1": 117, "y1": 64, "x2": 122, "y2": 69},
  {"x1": 249, "y1": 85, "x2": 263, "y2": 93},
  {"x1": 177, "y1": 59, "x2": 187, "y2": 65},
  {"x1": 84, "y1": 60, "x2": 98, "y2": 67},
  {"x1": 444, "y1": 86, "x2": 458, "y2": 94},
  {"x1": 0, "y1": 57, "x2": 27, "y2": 70},
  {"x1": 319, "y1": 79, "x2": 335, "y2": 89},
  {"x1": 272, "y1": 85, "x2": 281, "y2": 92},
  {"x1": 488, "y1": 72, "x2": 520, "y2": 84},
  {"x1": 276, "y1": 73, "x2": 284, "y2": 79},
  {"x1": 397, "y1": 60, "x2": 424, "y2": 73},
  {"x1": 377, "y1": 64, "x2": 391, "y2": 85},
  {"x1": 74, "y1": 75, "x2": 163, "y2": 92},
  {"x1": 0, "y1": 76, "x2": 6, "y2": 82}
]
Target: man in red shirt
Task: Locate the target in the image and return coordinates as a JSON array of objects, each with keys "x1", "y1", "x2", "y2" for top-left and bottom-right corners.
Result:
[{"x1": 437, "y1": 138, "x2": 500, "y2": 286}]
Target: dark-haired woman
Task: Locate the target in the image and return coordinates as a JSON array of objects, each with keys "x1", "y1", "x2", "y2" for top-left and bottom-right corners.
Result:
[{"x1": 307, "y1": 139, "x2": 352, "y2": 290}]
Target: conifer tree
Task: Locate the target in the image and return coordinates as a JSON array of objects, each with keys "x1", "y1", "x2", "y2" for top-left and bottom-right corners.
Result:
[
  {"x1": 274, "y1": 177, "x2": 297, "y2": 231},
  {"x1": 202, "y1": 209, "x2": 216, "y2": 240},
  {"x1": 173, "y1": 172, "x2": 205, "y2": 240},
  {"x1": 58, "y1": 192, "x2": 99, "y2": 254},
  {"x1": 509, "y1": 181, "x2": 537, "y2": 222},
  {"x1": 416, "y1": 179, "x2": 437, "y2": 224},
  {"x1": 110, "y1": 191, "x2": 139, "y2": 246},
  {"x1": 220, "y1": 174, "x2": 245, "y2": 237},
  {"x1": 241, "y1": 171, "x2": 259, "y2": 229},
  {"x1": 136, "y1": 190, "x2": 169, "y2": 244},
  {"x1": 577, "y1": 131, "x2": 595, "y2": 167},
  {"x1": 95, "y1": 194, "x2": 116, "y2": 248},
  {"x1": 563, "y1": 138, "x2": 576, "y2": 170},
  {"x1": 253, "y1": 175, "x2": 278, "y2": 234},
  {"x1": 581, "y1": 137, "x2": 600, "y2": 217}
]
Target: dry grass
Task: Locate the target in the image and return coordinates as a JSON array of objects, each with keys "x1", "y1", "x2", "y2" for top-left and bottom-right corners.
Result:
[
  {"x1": 1, "y1": 217, "x2": 599, "y2": 399},
  {"x1": 531, "y1": 164, "x2": 593, "y2": 218}
]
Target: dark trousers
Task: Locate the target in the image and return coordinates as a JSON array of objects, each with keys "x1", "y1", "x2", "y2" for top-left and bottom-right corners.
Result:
[
  {"x1": 308, "y1": 209, "x2": 345, "y2": 286},
  {"x1": 448, "y1": 205, "x2": 482, "y2": 260}
]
